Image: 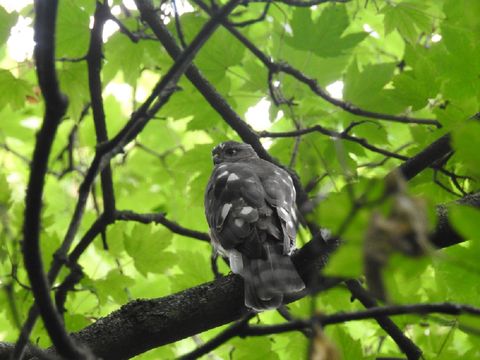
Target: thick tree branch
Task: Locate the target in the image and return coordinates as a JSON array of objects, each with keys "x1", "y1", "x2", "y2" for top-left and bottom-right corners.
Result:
[
  {"x1": 71, "y1": 275, "x2": 246, "y2": 360},
  {"x1": 398, "y1": 134, "x2": 451, "y2": 180},
  {"x1": 20, "y1": 0, "x2": 88, "y2": 358}
]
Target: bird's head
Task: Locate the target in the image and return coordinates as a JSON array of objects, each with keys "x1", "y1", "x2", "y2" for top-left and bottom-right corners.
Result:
[{"x1": 212, "y1": 141, "x2": 259, "y2": 165}]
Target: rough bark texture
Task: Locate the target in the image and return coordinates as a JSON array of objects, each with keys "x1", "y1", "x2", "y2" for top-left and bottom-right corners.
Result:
[{"x1": 71, "y1": 276, "x2": 245, "y2": 359}]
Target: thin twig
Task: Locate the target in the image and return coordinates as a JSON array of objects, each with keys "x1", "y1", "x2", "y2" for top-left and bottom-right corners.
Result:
[
  {"x1": 172, "y1": 0, "x2": 187, "y2": 48},
  {"x1": 116, "y1": 210, "x2": 210, "y2": 241},
  {"x1": 108, "y1": 13, "x2": 140, "y2": 43},
  {"x1": 260, "y1": 125, "x2": 410, "y2": 161},
  {"x1": 179, "y1": 314, "x2": 256, "y2": 360},
  {"x1": 243, "y1": 302, "x2": 480, "y2": 336},
  {"x1": 227, "y1": 1, "x2": 271, "y2": 27}
]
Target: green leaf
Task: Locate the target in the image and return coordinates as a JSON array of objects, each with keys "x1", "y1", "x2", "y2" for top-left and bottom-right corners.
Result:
[
  {"x1": 287, "y1": 6, "x2": 367, "y2": 58},
  {"x1": 57, "y1": 62, "x2": 89, "y2": 119},
  {"x1": 392, "y1": 70, "x2": 432, "y2": 110},
  {"x1": 95, "y1": 270, "x2": 135, "y2": 305},
  {"x1": 382, "y1": 2, "x2": 432, "y2": 44},
  {"x1": 64, "y1": 313, "x2": 91, "y2": 332},
  {"x1": 0, "y1": 70, "x2": 32, "y2": 110},
  {"x1": 231, "y1": 337, "x2": 279, "y2": 360},
  {"x1": 343, "y1": 61, "x2": 396, "y2": 107},
  {"x1": 0, "y1": 171, "x2": 10, "y2": 205},
  {"x1": 104, "y1": 32, "x2": 147, "y2": 86},
  {"x1": 56, "y1": 0, "x2": 90, "y2": 58},
  {"x1": 449, "y1": 204, "x2": 480, "y2": 242},
  {"x1": 196, "y1": 28, "x2": 245, "y2": 82},
  {"x1": 104, "y1": 221, "x2": 127, "y2": 257},
  {"x1": 452, "y1": 120, "x2": 480, "y2": 179},
  {"x1": 124, "y1": 224, "x2": 176, "y2": 277},
  {"x1": 351, "y1": 123, "x2": 388, "y2": 145},
  {"x1": 170, "y1": 250, "x2": 212, "y2": 292},
  {"x1": 325, "y1": 326, "x2": 364, "y2": 360},
  {"x1": 433, "y1": 246, "x2": 480, "y2": 305},
  {"x1": 0, "y1": 7, "x2": 17, "y2": 45}
]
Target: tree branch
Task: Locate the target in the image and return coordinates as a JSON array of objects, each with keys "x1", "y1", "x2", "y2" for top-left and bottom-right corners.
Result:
[
  {"x1": 242, "y1": 302, "x2": 480, "y2": 335},
  {"x1": 260, "y1": 125, "x2": 410, "y2": 162},
  {"x1": 87, "y1": 0, "x2": 116, "y2": 220},
  {"x1": 179, "y1": 314, "x2": 256, "y2": 360},
  {"x1": 398, "y1": 134, "x2": 451, "y2": 180},
  {"x1": 116, "y1": 210, "x2": 210, "y2": 241},
  {"x1": 193, "y1": 0, "x2": 441, "y2": 127},
  {"x1": 20, "y1": 0, "x2": 88, "y2": 358}
]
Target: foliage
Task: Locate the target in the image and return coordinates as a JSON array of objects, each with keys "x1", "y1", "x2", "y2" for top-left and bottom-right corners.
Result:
[{"x1": 0, "y1": 0, "x2": 479, "y2": 359}]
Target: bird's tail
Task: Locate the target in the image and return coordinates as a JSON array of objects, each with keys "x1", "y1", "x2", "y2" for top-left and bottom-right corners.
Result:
[{"x1": 242, "y1": 243, "x2": 305, "y2": 311}]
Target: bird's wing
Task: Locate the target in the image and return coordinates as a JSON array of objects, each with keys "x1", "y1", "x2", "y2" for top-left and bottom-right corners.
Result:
[
  {"x1": 205, "y1": 162, "x2": 267, "y2": 258},
  {"x1": 254, "y1": 160, "x2": 298, "y2": 255}
]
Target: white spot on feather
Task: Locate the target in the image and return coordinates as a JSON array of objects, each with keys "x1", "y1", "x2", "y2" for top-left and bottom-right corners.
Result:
[
  {"x1": 278, "y1": 207, "x2": 289, "y2": 218},
  {"x1": 281, "y1": 178, "x2": 291, "y2": 186},
  {"x1": 227, "y1": 173, "x2": 240, "y2": 182},
  {"x1": 221, "y1": 203, "x2": 232, "y2": 221},
  {"x1": 228, "y1": 249, "x2": 243, "y2": 274},
  {"x1": 287, "y1": 220, "x2": 294, "y2": 230},
  {"x1": 234, "y1": 218, "x2": 245, "y2": 227},
  {"x1": 291, "y1": 207, "x2": 297, "y2": 221},
  {"x1": 217, "y1": 171, "x2": 229, "y2": 178},
  {"x1": 240, "y1": 206, "x2": 254, "y2": 215}
]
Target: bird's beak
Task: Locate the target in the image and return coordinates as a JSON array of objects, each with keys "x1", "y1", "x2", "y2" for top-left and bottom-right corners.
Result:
[{"x1": 213, "y1": 154, "x2": 220, "y2": 165}]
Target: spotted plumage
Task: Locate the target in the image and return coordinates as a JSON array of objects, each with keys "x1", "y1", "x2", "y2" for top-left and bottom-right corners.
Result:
[{"x1": 204, "y1": 141, "x2": 305, "y2": 311}]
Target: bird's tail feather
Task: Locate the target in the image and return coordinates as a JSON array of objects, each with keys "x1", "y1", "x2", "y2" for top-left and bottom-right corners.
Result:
[{"x1": 242, "y1": 243, "x2": 305, "y2": 311}]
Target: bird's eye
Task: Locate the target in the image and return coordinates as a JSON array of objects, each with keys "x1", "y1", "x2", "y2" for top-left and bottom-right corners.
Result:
[{"x1": 225, "y1": 148, "x2": 237, "y2": 156}]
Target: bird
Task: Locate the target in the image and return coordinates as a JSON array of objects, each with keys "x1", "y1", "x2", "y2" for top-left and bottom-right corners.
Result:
[{"x1": 204, "y1": 141, "x2": 305, "y2": 311}]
